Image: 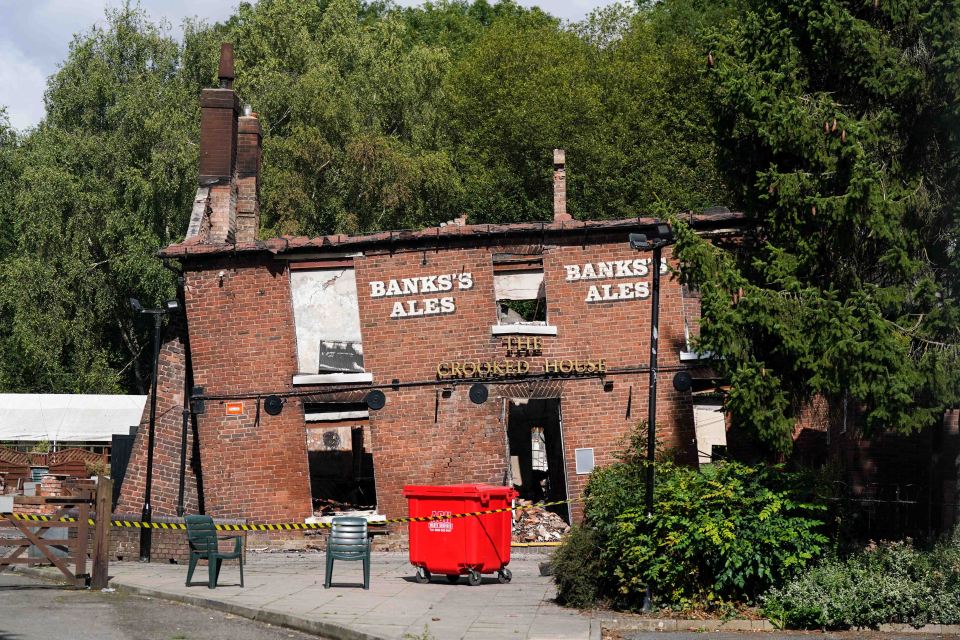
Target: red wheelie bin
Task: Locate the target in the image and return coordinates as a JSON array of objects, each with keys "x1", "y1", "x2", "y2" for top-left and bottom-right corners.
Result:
[{"x1": 403, "y1": 484, "x2": 517, "y2": 585}]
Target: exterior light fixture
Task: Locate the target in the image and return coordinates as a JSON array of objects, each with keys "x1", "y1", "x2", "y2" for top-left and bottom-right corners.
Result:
[
  {"x1": 129, "y1": 296, "x2": 181, "y2": 563},
  {"x1": 672, "y1": 371, "x2": 693, "y2": 392},
  {"x1": 264, "y1": 395, "x2": 284, "y2": 416},
  {"x1": 365, "y1": 390, "x2": 387, "y2": 410},
  {"x1": 469, "y1": 384, "x2": 489, "y2": 404}
]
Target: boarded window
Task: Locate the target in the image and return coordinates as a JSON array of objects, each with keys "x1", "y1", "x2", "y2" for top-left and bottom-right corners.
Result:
[
  {"x1": 693, "y1": 403, "x2": 727, "y2": 466},
  {"x1": 291, "y1": 268, "x2": 364, "y2": 374}
]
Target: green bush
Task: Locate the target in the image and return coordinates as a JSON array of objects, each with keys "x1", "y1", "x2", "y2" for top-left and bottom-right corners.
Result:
[
  {"x1": 605, "y1": 460, "x2": 827, "y2": 610},
  {"x1": 553, "y1": 441, "x2": 827, "y2": 611},
  {"x1": 763, "y1": 537, "x2": 960, "y2": 629},
  {"x1": 552, "y1": 525, "x2": 603, "y2": 608}
]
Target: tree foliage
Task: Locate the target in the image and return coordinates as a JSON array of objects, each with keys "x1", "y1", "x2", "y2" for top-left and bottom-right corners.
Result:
[
  {"x1": 674, "y1": 0, "x2": 960, "y2": 452},
  {"x1": 0, "y1": 7, "x2": 199, "y2": 392},
  {"x1": 0, "y1": 0, "x2": 731, "y2": 393}
]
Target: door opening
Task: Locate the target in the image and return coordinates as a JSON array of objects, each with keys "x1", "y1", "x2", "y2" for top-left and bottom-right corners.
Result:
[
  {"x1": 507, "y1": 398, "x2": 569, "y2": 522},
  {"x1": 305, "y1": 406, "x2": 377, "y2": 516}
]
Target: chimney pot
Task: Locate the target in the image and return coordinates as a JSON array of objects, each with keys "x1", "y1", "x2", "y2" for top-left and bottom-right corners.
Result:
[{"x1": 218, "y1": 43, "x2": 235, "y2": 89}]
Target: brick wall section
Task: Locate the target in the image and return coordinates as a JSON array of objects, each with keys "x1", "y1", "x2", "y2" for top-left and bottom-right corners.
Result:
[
  {"x1": 355, "y1": 248, "x2": 505, "y2": 520},
  {"x1": 180, "y1": 256, "x2": 311, "y2": 522},
  {"x1": 115, "y1": 313, "x2": 201, "y2": 518},
  {"x1": 207, "y1": 182, "x2": 237, "y2": 245},
  {"x1": 541, "y1": 244, "x2": 693, "y2": 520},
  {"x1": 348, "y1": 242, "x2": 695, "y2": 521},
  {"x1": 116, "y1": 235, "x2": 704, "y2": 532}
]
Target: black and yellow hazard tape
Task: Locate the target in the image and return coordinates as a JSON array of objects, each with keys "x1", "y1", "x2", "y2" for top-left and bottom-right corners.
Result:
[{"x1": 0, "y1": 498, "x2": 575, "y2": 531}]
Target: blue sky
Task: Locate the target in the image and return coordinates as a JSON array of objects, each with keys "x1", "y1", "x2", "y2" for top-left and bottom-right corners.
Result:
[{"x1": 0, "y1": 0, "x2": 621, "y2": 131}]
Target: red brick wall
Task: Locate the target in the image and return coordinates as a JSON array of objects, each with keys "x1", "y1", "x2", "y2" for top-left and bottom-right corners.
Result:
[
  {"x1": 181, "y1": 256, "x2": 311, "y2": 522},
  {"x1": 115, "y1": 313, "x2": 201, "y2": 518},
  {"x1": 350, "y1": 242, "x2": 694, "y2": 521},
  {"x1": 120, "y1": 235, "x2": 703, "y2": 529},
  {"x1": 355, "y1": 248, "x2": 506, "y2": 520}
]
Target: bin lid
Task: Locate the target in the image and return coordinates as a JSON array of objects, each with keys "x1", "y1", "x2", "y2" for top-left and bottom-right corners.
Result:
[{"x1": 402, "y1": 484, "x2": 516, "y2": 498}]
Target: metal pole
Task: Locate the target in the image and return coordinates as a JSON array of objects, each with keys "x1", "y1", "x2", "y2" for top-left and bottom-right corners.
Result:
[
  {"x1": 177, "y1": 281, "x2": 191, "y2": 518},
  {"x1": 645, "y1": 244, "x2": 662, "y2": 517},
  {"x1": 177, "y1": 407, "x2": 188, "y2": 518},
  {"x1": 140, "y1": 312, "x2": 162, "y2": 562}
]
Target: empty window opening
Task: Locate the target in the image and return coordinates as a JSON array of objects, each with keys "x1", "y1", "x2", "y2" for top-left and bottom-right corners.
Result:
[
  {"x1": 507, "y1": 398, "x2": 569, "y2": 522},
  {"x1": 494, "y1": 255, "x2": 547, "y2": 325},
  {"x1": 291, "y1": 267, "x2": 364, "y2": 375},
  {"x1": 305, "y1": 404, "x2": 377, "y2": 515}
]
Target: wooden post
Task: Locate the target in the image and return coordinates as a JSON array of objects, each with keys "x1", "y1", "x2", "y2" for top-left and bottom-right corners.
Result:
[
  {"x1": 76, "y1": 501, "x2": 89, "y2": 580},
  {"x1": 91, "y1": 477, "x2": 112, "y2": 590}
]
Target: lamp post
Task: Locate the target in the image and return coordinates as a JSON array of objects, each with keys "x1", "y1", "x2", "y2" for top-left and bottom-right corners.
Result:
[
  {"x1": 628, "y1": 223, "x2": 674, "y2": 517},
  {"x1": 130, "y1": 297, "x2": 180, "y2": 562}
]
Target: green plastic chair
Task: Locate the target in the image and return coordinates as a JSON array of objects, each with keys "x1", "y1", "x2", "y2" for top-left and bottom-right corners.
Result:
[
  {"x1": 324, "y1": 516, "x2": 371, "y2": 590},
  {"x1": 184, "y1": 514, "x2": 244, "y2": 589}
]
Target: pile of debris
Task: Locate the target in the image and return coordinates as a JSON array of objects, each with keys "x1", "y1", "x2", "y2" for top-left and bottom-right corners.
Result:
[
  {"x1": 512, "y1": 500, "x2": 570, "y2": 543},
  {"x1": 312, "y1": 497, "x2": 375, "y2": 518}
]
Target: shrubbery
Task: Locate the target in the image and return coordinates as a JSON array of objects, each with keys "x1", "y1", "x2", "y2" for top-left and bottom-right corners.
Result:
[
  {"x1": 762, "y1": 537, "x2": 960, "y2": 629},
  {"x1": 554, "y1": 432, "x2": 828, "y2": 611}
]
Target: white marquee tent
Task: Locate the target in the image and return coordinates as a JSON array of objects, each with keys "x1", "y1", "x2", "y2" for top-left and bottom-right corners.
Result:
[{"x1": 0, "y1": 394, "x2": 147, "y2": 443}]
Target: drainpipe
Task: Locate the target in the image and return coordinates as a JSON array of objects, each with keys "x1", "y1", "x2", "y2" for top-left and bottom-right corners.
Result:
[{"x1": 163, "y1": 262, "x2": 194, "y2": 518}]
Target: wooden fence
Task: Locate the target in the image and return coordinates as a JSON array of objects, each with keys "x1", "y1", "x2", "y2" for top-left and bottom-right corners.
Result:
[{"x1": 0, "y1": 478, "x2": 111, "y2": 588}]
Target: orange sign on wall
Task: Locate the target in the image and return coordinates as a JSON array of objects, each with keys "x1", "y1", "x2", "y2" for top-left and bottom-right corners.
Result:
[{"x1": 225, "y1": 402, "x2": 244, "y2": 416}]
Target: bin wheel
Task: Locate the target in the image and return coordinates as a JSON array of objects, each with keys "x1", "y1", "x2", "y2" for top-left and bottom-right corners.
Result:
[
  {"x1": 467, "y1": 570, "x2": 482, "y2": 586},
  {"x1": 446, "y1": 574, "x2": 460, "y2": 584},
  {"x1": 415, "y1": 567, "x2": 431, "y2": 584},
  {"x1": 497, "y1": 568, "x2": 512, "y2": 584}
]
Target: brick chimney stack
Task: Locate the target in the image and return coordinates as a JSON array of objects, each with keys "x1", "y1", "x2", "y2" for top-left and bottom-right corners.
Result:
[
  {"x1": 193, "y1": 43, "x2": 253, "y2": 244},
  {"x1": 235, "y1": 107, "x2": 262, "y2": 242},
  {"x1": 553, "y1": 148, "x2": 572, "y2": 222}
]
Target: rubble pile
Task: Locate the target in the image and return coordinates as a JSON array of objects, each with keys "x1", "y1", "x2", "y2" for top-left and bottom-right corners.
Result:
[
  {"x1": 512, "y1": 500, "x2": 570, "y2": 542},
  {"x1": 312, "y1": 497, "x2": 375, "y2": 518}
]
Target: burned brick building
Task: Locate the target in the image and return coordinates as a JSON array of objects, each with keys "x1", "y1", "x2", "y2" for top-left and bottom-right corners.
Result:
[{"x1": 115, "y1": 47, "x2": 957, "y2": 547}]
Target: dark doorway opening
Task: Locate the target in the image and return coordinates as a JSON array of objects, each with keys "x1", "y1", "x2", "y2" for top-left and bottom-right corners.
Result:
[
  {"x1": 305, "y1": 409, "x2": 377, "y2": 515},
  {"x1": 507, "y1": 398, "x2": 569, "y2": 522}
]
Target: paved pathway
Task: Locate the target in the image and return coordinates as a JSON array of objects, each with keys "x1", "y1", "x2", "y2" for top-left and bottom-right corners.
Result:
[
  {"x1": 100, "y1": 551, "x2": 599, "y2": 640},
  {"x1": 0, "y1": 573, "x2": 318, "y2": 640}
]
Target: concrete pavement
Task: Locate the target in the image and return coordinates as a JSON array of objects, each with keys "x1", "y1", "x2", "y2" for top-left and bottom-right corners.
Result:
[
  {"x1": 0, "y1": 573, "x2": 319, "y2": 640},
  {"x1": 95, "y1": 550, "x2": 600, "y2": 640}
]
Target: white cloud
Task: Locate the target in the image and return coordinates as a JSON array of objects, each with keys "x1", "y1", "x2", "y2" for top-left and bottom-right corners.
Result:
[{"x1": 0, "y1": 41, "x2": 49, "y2": 131}]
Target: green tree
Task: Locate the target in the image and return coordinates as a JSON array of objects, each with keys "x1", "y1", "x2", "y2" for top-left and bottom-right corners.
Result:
[
  {"x1": 0, "y1": 0, "x2": 738, "y2": 394},
  {"x1": 443, "y1": 2, "x2": 730, "y2": 223},
  {"x1": 0, "y1": 109, "x2": 19, "y2": 261},
  {"x1": 674, "y1": 0, "x2": 960, "y2": 452},
  {"x1": 217, "y1": 0, "x2": 466, "y2": 236},
  {"x1": 0, "y1": 6, "x2": 198, "y2": 393}
]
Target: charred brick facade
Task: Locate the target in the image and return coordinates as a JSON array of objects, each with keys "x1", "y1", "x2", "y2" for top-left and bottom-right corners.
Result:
[{"x1": 116, "y1": 217, "x2": 729, "y2": 530}]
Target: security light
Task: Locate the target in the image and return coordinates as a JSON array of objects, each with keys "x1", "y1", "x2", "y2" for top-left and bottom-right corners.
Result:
[
  {"x1": 164, "y1": 299, "x2": 180, "y2": 312},
  {"x1": 629, "y1": 234, "x2": 651, "y2": 251},
  {"x1": 629, "y1": 225, "x2": 674, "y2": 251}
]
